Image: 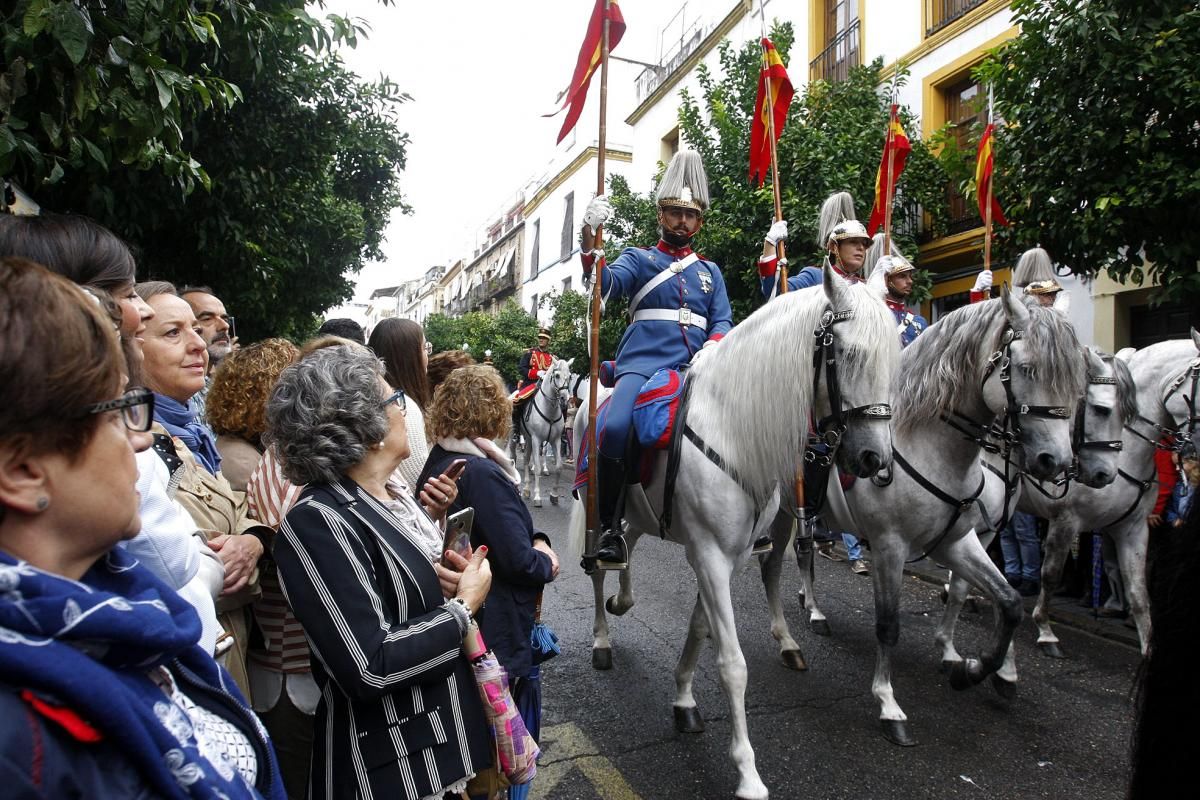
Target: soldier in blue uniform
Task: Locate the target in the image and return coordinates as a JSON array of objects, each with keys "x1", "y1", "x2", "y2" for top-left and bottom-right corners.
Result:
[
  {"x1": 874, "y1": 253, "x2": 927, "y2": 348},
  {"x1": 578, "y1": 150, "x2": 733, "y2": 570},
  {"x1": 756, "y1": 191, "x2": 873, "y2": 298}
]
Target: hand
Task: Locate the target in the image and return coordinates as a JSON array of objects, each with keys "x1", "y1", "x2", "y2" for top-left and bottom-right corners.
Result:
[
  {"x1": 420, "y1": 472, "x2": 459, "y2": 520},
  {"x1": 435, "y1": 546, "x2": 473, "y2": 599},
  {"x1": 455, "y1": 546, "x2": 492, "y2": 614},
  {"x1": 971, "y1": 269, "x2": 993, "y2": 293},
  {"x1": 1148, "y1": 513, "x2": 1163, "y2": 527},
  {"x1": 208, "y1": 533, "x2": 263, "y2": 595},
  {"x1": 533, "y1": 539, "x2": 560, "y2": 579},
  {"x1": 689, "y1": 339, "x2": 718, "y2": 369},
  {"x1": 582, "y1": 195, "x2": 613, "y2": 230},
  {"x1": 229, "y1": 336, "x2": 240, "y2": 352},
  {"x1": 764, "y1": 219, "x2": 788, "y2": 247},
  {"x1": 874, "y1": 255, "x2": 895, "y2": 275}
]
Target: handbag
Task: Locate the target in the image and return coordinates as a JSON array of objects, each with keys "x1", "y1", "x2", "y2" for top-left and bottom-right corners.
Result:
[{"x1": 463, "y1": 622, "x2": 540, "y2": 785}]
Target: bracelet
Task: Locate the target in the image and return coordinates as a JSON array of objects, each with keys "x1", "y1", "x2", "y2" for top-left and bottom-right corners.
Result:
[{"x1": 445, "y1": 597, "x2": 472, "y2": 633}]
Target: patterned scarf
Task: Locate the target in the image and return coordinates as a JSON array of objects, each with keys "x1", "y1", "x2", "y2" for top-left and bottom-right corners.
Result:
[
  {"x1": 0, "y1": 548, "x2": 284, "y2": 799},
  {"x1": 154, "y1": 392, "x2": 223, "y2": 475}
]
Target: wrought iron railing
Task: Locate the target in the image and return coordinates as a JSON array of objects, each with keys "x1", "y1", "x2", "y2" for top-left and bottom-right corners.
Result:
[
  {"x1": 925, "y1": 0, "x2": 988, "y2": 38},
  {"x1": 809, "y1": 19, "x2": 860, "y2": 84},
  {"x1": 635, "y1": 20, "x2": 704, "y2": 103}
]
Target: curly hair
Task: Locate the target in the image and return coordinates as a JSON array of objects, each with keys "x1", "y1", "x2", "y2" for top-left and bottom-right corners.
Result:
[
  {"x1": 207, "y1": 339, "x2": 299, "y2": 446},
  {"x1": 266, "y1": 346, "x2": 389, "y2": 486},
  {"x1": 427, "y1": 349, "x2": 476, "y2": 394},
  {"x1": 426, "y1": 364, "x2": 511, "y2": 442}
]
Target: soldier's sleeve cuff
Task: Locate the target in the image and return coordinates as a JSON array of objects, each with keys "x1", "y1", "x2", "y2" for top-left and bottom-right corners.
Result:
[
  {"x1": 969, "y1": 290, "x2": 989, "y2": 304},
  {"x1": 706, "y1": 333, "x2": 725, "y2": 345},
  {"x1": 581, "y1": 251, "x2": 596, "y2": 270},
  {"x1": 757, "y1": 255, "x2": 778, "y2": 279}
]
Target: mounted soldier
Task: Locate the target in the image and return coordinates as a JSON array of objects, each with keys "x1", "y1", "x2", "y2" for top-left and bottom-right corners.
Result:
[
  {"x1": 512, "y1": 328, "x2": 555, "y2": 443},
  {"x1": 756, "y1": 191, "x2": 873, "y2": 299},
  {"x1": 577, "y1": 150, "x2": 734, "y2": 570}
]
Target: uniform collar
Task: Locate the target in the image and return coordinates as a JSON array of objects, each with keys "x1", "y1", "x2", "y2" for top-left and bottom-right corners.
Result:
[
  {"x1": 656, "y1": 240, "x2": 693, "y2": 258},
  {"x1": 885, "y1": 297, "x2": 909, "y2": 313}
]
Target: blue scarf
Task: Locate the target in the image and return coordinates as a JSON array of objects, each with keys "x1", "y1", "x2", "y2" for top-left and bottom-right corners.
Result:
[
  {"x1": 155, "y1": 392, "x2": 223, "y2": 475},
  {"x1": 0, "y1": 549, "x2": 284, "y2": 800}
]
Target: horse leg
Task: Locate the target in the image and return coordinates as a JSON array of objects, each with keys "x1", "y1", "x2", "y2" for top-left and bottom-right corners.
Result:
[
  {"x1": 1032, "y1": 520, "x2": 1077, "y2": 658},
  {"x1": 935, "y1": 533, "x2": 1022, "y2": 698},
  {"x1": 934, "y1": 530, "x2": 995, "y2": 667},
  {"x1": 531, "y1": 435, "x2": 543, "y2": 508},
  {"x1": 549, "y1": 425, "x2": 562, "y2": 506},
  {"x1": 1110, "y1": 521, "x2": 1151, "y2": 654},
  {"x1": 672, "y1": 594, "x2": 709, "y2": 734},
  {"x1": 793, "y1": 515, "x2": 831, "y2": 636},
  {"x1": 870, "y1": 538, "x2": 916, "y2": 746},
  {"x1": 691, "y1": 549, "x2": 768, "y2": 800},
  {"x1": 590, "y1": 568, "x2": 613, "y2": 670},
  {"x1": 760, "y1": 510, "x2": 807, "y2": 669}
]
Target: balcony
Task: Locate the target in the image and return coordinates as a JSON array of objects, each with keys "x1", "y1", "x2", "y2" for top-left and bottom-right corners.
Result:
[
  {"x1": 925, "y1": 0, "x2": 988, "y2": 38},
  {"x1": 635, "y1": 17, "x2": 704, "y2": 104},
  {"x1": 810, "y1": 19, "x2": 860, "y2": 84}
]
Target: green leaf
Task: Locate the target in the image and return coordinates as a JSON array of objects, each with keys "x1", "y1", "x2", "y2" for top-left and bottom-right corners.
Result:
[
  {"x1": 82, "y1": 137, "x2": 107, "y2": 169},
  {"x1": 153, "y1": 72, "x2": 173, "y2": 110},
  {"x1": 52, "y1": 2, "x2": 94, "y2": 65},
  {"x1": 22, "y1": 0, "x2": 51, "y2": 36},
  {"x1": 46, "y1": 161, "x2": 64, "y2": 184}
]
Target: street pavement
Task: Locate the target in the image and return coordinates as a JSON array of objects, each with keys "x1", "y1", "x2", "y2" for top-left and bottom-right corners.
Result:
[{"x1": 516, "y1": 464, "x2": 1140, "y2": 800}]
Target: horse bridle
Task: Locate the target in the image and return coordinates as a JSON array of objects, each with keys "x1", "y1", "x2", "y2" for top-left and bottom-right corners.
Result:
[
  {"x1": 804, "y1": 306, "x2": 893, "y2": 467},
  {"x1": 1022, "y1": 370, "x2": 1124, "y2": 500},
  {"x1": 1124, "y1": 356, "x2": 1200, "y2": 452},
  {"x1": 526, "y1": 367, "x2": 567, "y2": 427}
]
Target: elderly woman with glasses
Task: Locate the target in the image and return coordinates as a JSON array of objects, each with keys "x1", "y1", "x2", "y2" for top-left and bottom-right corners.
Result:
[
  {"x1": 0, "y1": 258, "x2": 284, "y2": 799},
  {"x1": 268, "y1": 346, "x2": 493, "y2": 800}
]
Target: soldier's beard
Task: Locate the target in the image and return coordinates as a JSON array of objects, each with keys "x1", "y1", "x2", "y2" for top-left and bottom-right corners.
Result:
[
  {"x1": 660, "y1": 226, "x2": 694, "y2": 249},
  {"x1": 887, "y1": 286, "x2": 909, "y2": 303}
]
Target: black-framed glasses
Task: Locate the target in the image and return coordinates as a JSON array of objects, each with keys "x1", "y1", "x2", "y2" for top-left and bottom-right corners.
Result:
[
  {"x1": 381, "y1": 388, "x2": 407, "y2": 414},
  {"x1": 82, "y1": 388, "x2": 155, "y2": 432}
]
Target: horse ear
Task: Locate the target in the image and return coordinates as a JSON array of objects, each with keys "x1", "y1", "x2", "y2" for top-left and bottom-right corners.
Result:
[
  {"x1": 1001, "y1": 283, "x2": 1030, "y2": 330},
  {"x1": 1191, "y1": 326, "x2": 1200, "y2": 354},
  {"x1": 566, "y1": 357, "x2": 574, "y2": 368},
  {"x1": 822, "y1": 259, "x2": 848, "y2": 305},
  {"x1": 1084, "y1": 347, "x2": 1105, "y2": 376}
]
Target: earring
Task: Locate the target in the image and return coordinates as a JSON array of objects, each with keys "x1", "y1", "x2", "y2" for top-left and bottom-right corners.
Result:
[
  {"x1": 35, "y1": 496, "x2": 49, "y2": 511},
  {"x1": 376, "y1": 441, "x2": 386, "y2": 450}
]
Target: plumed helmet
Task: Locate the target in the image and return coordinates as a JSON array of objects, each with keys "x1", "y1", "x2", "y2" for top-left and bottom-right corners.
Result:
[
  {"x1": 826, "y1": 218, "x2": 872, "y2": 248},
  {"x1": 537, "y1": 328, "x2": 551, "y2": 340},
  {"x1": 1013, "y1": 247, "x2": 1056, "y2": 288},
  {"x1": 656, "y1": 150, "x2": 710, "y2": 213},
  {"x1": 881, "y1": 254, "x2": 917, "y2": 276},
  {"x1": 1024, "y1": 279, "x2": 1063, "y2": 296},
  {"x1": 816, "y1": 191, "x2": 858, "y2": 247}
]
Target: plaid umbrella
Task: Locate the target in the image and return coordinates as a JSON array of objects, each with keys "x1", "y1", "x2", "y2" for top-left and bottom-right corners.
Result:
[
  {"x1": 507, "y1": 666, "x2": 542, "y2": 800},
  {"x1": 465, "y1": 624, "x2": 539, "y2": 786}
]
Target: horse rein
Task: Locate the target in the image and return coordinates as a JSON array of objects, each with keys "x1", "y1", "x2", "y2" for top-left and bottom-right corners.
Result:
[
  {"x1": 526, "y1": 370, "x2": 567, "y2": 427},
  {"x1": 1123, "y1": 356, "x2": 1200, "y2": 452}
]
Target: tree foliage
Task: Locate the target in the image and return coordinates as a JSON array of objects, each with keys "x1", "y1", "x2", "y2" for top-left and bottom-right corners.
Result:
[
  {"x1": 538, "y1": 288, "x2": 628, "y2": 367},
  {"x1": 424, "y1": 300, "x2": 539, "y2": 387},
  {"x1": 2, "y1": 1, "x2": 411, "y2": 340},
  {"x1": 979, "y1": 0, "x2": 1200, "y2": 298},
  {"x1": 606, "y1": 25, "x2": 950, "y2": 321}
]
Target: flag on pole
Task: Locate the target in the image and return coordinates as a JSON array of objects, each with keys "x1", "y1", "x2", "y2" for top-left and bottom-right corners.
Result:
[
  {"x1": 548, "y1": 0, "x2": 626, "y2": 144},
  {"x1": 748, "y1": 37, "x2": 794, "y2": 186},
  {"x1": 866, "y1": 105, "x2": 912, "y2": 236},
  {"x1": 975, "y1": 122, "x2": 1009, "y2": 226}
]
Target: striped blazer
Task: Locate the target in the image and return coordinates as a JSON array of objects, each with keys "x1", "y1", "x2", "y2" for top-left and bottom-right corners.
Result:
[{"x1": 275, "y1": 476, "x2": 491, "y2": 800}]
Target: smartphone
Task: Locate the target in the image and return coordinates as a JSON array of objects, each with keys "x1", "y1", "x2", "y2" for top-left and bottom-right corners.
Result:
[
  {"x1": 227, "y1": 315, "x2": 237, "y2": 342},
  {"x1": 441, "y1": 507, "x2": 475, "y2": 565},
  {"x1": 444, "y1": 458, "x2": 468, "y2": 481}
]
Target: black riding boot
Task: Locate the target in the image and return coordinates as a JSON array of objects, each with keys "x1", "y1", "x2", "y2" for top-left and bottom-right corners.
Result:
[{"x1": 594, "y1": 454, "x2": 629, "y2": 570}]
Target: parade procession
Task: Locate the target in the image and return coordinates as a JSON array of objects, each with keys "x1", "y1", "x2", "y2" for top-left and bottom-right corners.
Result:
[{"x1": 1, "y1": 1, "x2": 1198, "y2": 799}]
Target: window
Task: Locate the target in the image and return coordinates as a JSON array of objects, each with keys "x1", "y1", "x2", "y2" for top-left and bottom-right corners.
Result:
[
  {"x1": 944, "y1": 76, "x2": 985, "y2": 233},
  {"x1": 529, "y1": 220, "x2": 540, "y2": 278},
  {"x1": 561, "y1": 192, "x2": 575, "y2": 260},
  {"x1": 926, "y1": 0, "x2": 989, "y2": 38},
  {"x1": 563, "y1": 277, "x2": 572, "y2": 294},
  {"x1": 661, "y1": 127, "x2": 680, "y2": 165},
  {"x1": 811, "y1": 0, "x2": 860, "y2": 82},
  {"x1": 529, "y1": 293, "x2": 539, "y2": 317}
]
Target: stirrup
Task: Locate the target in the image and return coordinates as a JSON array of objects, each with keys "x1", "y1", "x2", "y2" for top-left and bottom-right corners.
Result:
[{"x1": 595, "y1": 532, "x2": 629, "y2": 571}]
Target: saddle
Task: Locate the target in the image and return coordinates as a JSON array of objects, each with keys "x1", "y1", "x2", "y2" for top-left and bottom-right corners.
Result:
[{"x1": 511, "y1": 382, "x2": 539, "y2": 406}]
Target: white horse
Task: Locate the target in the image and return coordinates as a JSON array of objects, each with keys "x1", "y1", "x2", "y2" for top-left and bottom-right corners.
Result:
[
  {"x1": 1010, "y1": 331, "x2": 1199, "y2": 656},
  {"x1": 933, "y1": 347, "x2": 1137, "y2": 666},
  {"x1": 569, "y1": 265, "x2": 899, "y2": 799},
  {"x1": 517, "y1": 356, "x2": 572, "y2": 508},
  {"x1": 761, "y1": 289, "x2": 1085, "y2": 747}
]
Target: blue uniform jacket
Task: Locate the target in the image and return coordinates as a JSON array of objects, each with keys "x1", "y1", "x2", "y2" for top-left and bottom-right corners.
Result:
[
  {"x1": 599, "y1": 241, "x2": 733, "y2": 379},
  {"x1": 886, "y1": 299, "x2": 928, "y2": 348}
]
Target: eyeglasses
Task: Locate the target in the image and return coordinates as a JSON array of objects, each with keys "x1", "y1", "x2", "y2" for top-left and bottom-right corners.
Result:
[
  {"x1": 424, "y1": 341, "x2": 433, "y2": 356},
  {"x1": 381, "y1": 388, "x2": 407, "y2": 414},
  {"x1": 81, "y1": 388, "x2": 155, "y2": 432}
]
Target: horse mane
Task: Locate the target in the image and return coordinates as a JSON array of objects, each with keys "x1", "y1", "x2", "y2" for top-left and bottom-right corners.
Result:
[
  {"x1": 894, "y1": 299, "x2": 1085, "y2": 436},
  {"x1": 688, "y1": 279, "x2": 897, "y2": 503},
  {"x1": 1093, "y1": 347, "x2": 1139, "y2": 423}
]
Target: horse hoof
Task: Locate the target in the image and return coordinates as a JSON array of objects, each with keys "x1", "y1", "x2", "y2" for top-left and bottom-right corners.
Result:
[
  {"x1": 948, "y1": 658, "x2": 981, "y2": 690},
  {"x1": 797, "y1": 591, "x2": 806, "y2": 606},
  {"x1": 880, "y1": 719, "x2": 917, "y2": 747},
  {"x1": 534, "y1": 498, "x2": 543, "y2": 508},
  {"x1": 939, "y1": 659, "x2": 962, "y2": 675},
  {"x1": 810, "y1": 618, "x2": 832, "y2": 637},
  {"x1": 780, "y1": 649, "x2": 808, "y2": 671},
  {"x1": 963, "y1": 598, "x2": 982, "y2": 615},
  {"x1": 990, "y1": 674, "x2": 1017, "y2": 701},
  {"x1": 605, "y1": 596, "x2": 631, "y2": 617},
  {"x1": 549, "y1": 494, "x2": 559, "y2": 506},
  {"x1": 939, "y1": 588, "x2": 948, "y2": 605},
  {"x1": 673, "y1": 705, "x2": 705, "y2": 734},
  {"x1": 592, "y1": 647, "x2": 612, "y2": 670},
  {"x1": 1038, "y1": 641, "x2": 1066, "y2": 659}
]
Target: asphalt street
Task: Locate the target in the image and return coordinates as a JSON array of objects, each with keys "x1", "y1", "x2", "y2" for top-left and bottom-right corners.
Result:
[{"x1": 516, "y1": 465, "x2": 1140, "y2": 800}]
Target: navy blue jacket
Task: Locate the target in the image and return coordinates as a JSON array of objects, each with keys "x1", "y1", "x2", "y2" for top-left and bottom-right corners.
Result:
[{"x1": 419, "y1": 446, "x2": 555, "y2": 678}]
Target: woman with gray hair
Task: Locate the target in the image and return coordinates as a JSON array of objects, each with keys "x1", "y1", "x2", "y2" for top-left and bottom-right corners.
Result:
[{"x1": 268, "y1": 345, "x2": 494, "y2": 800}]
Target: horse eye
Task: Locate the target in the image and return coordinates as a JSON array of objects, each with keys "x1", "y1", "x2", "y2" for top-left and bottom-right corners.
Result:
[{"x1": 1090, "y1": 404, "x2": 1112, "y2": 418}]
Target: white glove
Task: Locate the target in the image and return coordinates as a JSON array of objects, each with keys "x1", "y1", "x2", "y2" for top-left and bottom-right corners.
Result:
[
  {"x1": 971, "y1": 269, "x2": 993, "y2": 293},
  {"x1": 875, "y1": 255, "x2": 895, "y2": 274},
  {"x1": 583, "y1": 195, "x2": 613, "y2": 230},
  {"x1": 689, "y1": 340, "x2": 717, "y2": 370},
  {"x1": 764, "y1": 219, "x2": 788, "y2": 247}
]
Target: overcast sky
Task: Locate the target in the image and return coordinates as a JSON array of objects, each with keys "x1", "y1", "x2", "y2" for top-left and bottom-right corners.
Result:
[{"x1": 327, "y1": 0, "x2": 671, "y2": 304}]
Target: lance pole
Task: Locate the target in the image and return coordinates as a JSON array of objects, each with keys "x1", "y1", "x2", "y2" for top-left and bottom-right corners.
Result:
[
  {"x1": 758, "y1": 11, "x2": 788, "y2": 294},
  {"x1": 882, "y1": 73, "x2": 900, "y2": 257},
  {"x1": 983, "y1": 84, "x2": 994, "y2": 273},
  {"x1": 584, "y1": 0, "x2": 611, "y2": 562}
]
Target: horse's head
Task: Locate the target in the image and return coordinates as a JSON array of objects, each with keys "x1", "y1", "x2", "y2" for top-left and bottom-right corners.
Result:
[
  {"x1": 1151, "y1": 328, "x2": 1200, "y2": 450},
  {"x1": 986, "y1": 287, "x2": 1084, "y2": 480},
  {"x1": 814, "y1": 263, "x2": 899, "y2": 478},
  {"x1": 545, "y1": 357, "x2": 573, "y2": 402},
  {"x1": 1073, "y1": 348, "x2": 1135, "y2": 488}
]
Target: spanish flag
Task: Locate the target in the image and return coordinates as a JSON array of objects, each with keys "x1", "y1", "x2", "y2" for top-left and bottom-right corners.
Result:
[
  {"x1": 866, "y1": 105, "x2": 912, "y2": 236},
  {"x1": 550, "y1": 0, "x2": 626, "y2": 144},
  {"x1": 748, "y1": 38, "x2": 794, "y2": 186},
  {"x1": 975, "y1": 122, "x2": 1009, "y2": 226}
]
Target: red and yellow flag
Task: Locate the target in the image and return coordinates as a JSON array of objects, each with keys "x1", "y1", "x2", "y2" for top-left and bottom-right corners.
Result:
[
  {"x1": 866, "y1": 105, "x2": 912, "y2": 236},
  {"x1": 549, "y1": 0, "x2": 626, "y2": 144},
  {"x1": 748, "y1": 38, "x2": 794, "y2": 186},
  {"x1": 975, "y1": 122, "x2": 1009, "y2": 226}
]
